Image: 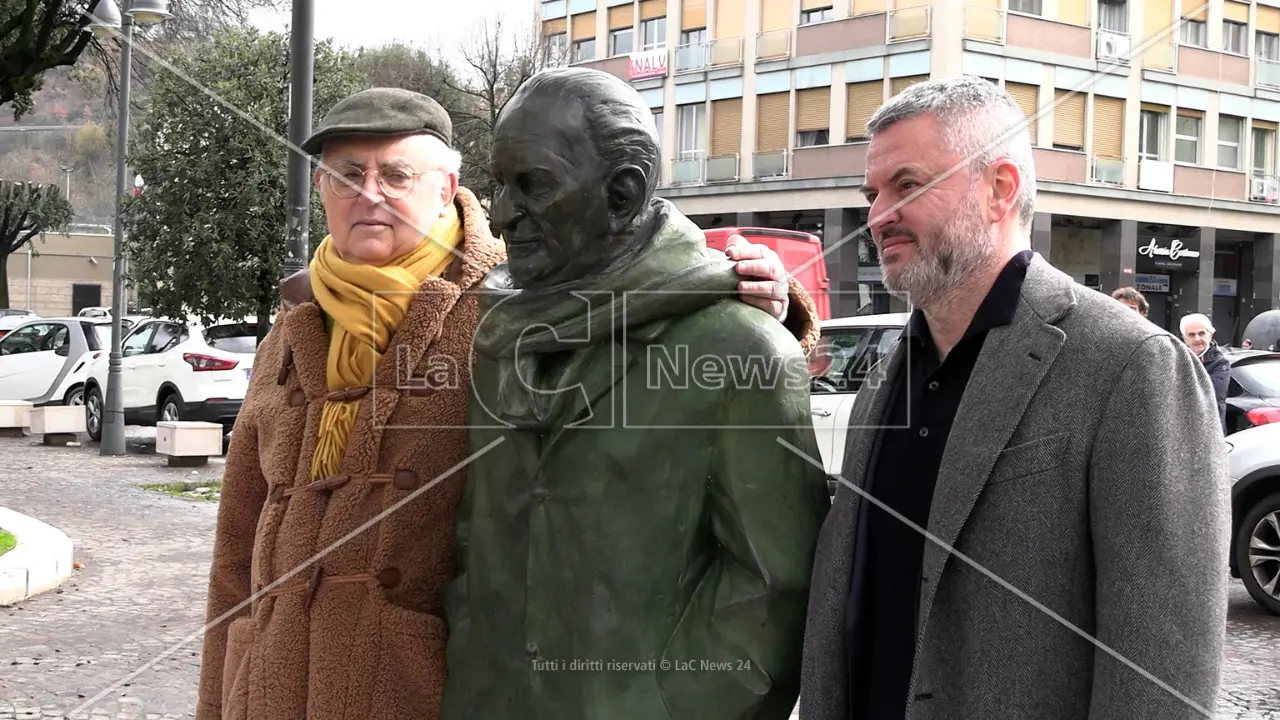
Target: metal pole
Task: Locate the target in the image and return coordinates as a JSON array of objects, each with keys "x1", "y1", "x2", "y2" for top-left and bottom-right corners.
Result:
[
  {"x1": 101, "y1": 2, "x2": 132, "y2": 456},
  {"x1": 282, "y1": 0, "x2": 314, "y2": 280}
]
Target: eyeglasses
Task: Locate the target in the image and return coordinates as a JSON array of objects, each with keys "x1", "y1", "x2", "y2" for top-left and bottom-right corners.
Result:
[{"x1": 322, "y1": 165, "x2": 433, "y2": 200}]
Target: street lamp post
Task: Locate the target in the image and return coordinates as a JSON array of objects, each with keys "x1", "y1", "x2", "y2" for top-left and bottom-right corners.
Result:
[
  {"x1": 88, "y1": 0, "x2": 172, "y2": 456},
  {"x1": 283, "y1": 0, "x2": 315, "y2": 280}
]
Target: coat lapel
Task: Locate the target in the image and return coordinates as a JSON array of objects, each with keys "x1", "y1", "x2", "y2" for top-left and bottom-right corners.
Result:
[{"x1": 915, "y1": 255, "x2": 1075, "y2": 636}]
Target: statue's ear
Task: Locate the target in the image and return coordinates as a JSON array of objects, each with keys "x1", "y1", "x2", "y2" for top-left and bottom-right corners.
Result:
[{"x1": 604, "y1": 164, "x2": 647, "y2": 236}]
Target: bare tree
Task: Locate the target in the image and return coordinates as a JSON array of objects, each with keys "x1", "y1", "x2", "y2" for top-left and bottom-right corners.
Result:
[{"x1": 442, "y1": 9, "x2": 569, "y2": 207}]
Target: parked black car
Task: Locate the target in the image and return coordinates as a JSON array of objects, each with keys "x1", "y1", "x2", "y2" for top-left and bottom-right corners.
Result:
[{"x1": 1225, "y1": 349, "x2": 1280, "y2": 434}]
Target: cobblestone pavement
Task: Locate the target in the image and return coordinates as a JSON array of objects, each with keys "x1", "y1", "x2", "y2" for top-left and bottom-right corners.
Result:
[{"x1": 1, "y1": 433, "x2": 1278, "y2": 719}]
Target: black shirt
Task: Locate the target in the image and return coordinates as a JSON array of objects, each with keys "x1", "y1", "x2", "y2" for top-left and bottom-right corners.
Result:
[{"x1": 845, "y1": 250, "x2": 1032, "y2": 719}]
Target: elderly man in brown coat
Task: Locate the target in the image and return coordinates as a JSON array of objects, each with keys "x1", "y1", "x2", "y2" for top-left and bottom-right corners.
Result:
[{"x1": 194, "y1": 87, "x2": 821, "y2": 720}]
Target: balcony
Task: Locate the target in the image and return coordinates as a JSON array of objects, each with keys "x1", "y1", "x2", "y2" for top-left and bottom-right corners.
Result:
[
  {"x1": 753, "y1": 150, "x2": 790, "y2": 179},
  {"x1": 1032, "y1": 148, "x2": 1088, "y2": 184},
  {"x1": 1249, "y1": 174, "x2": 1280, "y2": 204},
  {"x1": 1143, "y1": 40, "x2": 1177, "y2": 72},
  {"x1": 887, "y1": 5, "x2": 930, "y2": 43},
  {"x1": 709, "y1": 37, "x2": 743, "y2": 68},
  {"x1": 1090, "y1": 156, "x2": 1126, "y2": 185},
  {"x1": 756, "y1": 29, "x2": 791, "y2": 61},
  {"x1": 1258, "y1": 58, "x2": 1280, "y2": 90},
  {"x1": 1138, "y1": 157, "x2": 1173, "y2": 192},
  {"x1": 1005, "y1": 12, "x2": 1090, "y2": 59},
  {"x1": 796, "y1": 14, "x2": 885, "y2": 56},
  {"x1": 706, "y1": 154, "x2": 740, "y2": 183},
  {"x1": 672, "y1": 151, "x2": 706, "y2": 185},
  {"x1": 1179, "y1": 45, "x2": 1249, "y2": 85},
  {"x1": 791, "y1": 143, "x2": 868, "y2": 180},
  {"x1": 1095, "y1": 30, "x2": 1132, "y2": 66},
  {"x1": 572, "y1": 55, "x2": 630, "y2": 81},
  {"x1": 1174, "y1": 165, "x2": 1246, "y2": 200},
  {"x1": 964, "y1": 6, "x2": 1004, "y2": 44},
  {"x1": 674, "y1": 41, "x2": 708, "y2": 74}
]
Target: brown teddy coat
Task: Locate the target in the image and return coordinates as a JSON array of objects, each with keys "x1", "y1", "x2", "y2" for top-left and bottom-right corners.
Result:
[{"x1": 194, "y1": 186, "x2": 821, "y2": 720}]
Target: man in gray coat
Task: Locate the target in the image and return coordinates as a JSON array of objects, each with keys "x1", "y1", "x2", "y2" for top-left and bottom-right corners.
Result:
[{"x1": 799, "y1": 76, "x2": 1230, "y2": 719}]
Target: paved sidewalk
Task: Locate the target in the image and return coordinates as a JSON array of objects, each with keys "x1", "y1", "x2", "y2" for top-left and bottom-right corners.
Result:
[{"x1": 1, "y1": 434, "x2": 1277, "y2": 719}]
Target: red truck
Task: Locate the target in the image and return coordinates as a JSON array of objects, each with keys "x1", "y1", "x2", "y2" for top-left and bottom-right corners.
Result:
[{"x1": 702, "y1": 226, "x2": 832, "y2": 321}]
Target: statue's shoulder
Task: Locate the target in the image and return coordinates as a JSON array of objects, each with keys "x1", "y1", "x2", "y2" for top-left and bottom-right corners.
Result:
[{"x1": 657, "y1": 300, "x2": 806, "y2": 360}]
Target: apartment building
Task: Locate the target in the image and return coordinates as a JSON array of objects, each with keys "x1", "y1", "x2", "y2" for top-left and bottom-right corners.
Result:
[{"x1": 540, "y1": 0, "x2": 1280, "y2": 337}]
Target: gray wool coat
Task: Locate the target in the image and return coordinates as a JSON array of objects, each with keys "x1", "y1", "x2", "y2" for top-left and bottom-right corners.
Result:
[{"x1": 799, "y1": 254, "x2": 1231, "y2": 720}]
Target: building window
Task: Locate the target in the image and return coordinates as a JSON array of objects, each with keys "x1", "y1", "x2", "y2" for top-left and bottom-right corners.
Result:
[
  {"x1": 796, "y1": 129, "x2": 829, "y2": 147},
  {"x1": 543, "y1": 33, "x2": 567, "y2": 64},
  {"x1": 1259, "y1": 31, "x2": 1280, "y2": 61},
  {"x1": 610, "y1": 28, "x2": 633, "y2": 56},
  {"x1": 1223, "y1": 21, "x2": 1247, "y2": 55},
  {"x1": 572, "y1": 38, "x2": 595, "y2": 63},
  {"x1": 1097, "y1": 0, "x2": 1127, "y2": 33},
  {"x1": 1254, "y1": 126, "x2": 1277, "y2": 176},
  {"x1": 641, "y1": 17, "x2": 667, "y2": 50},
  {"x1": 1179, "y1": 20, "x2": 1206, "y2": 47},
  {"x1": 681, "y1": 28, "x2": 706, "y2": 45},
  {"x1": 800, "y1": 6, "x2": 833, "y2": 24},
  {"x1": 1218, "y1": 116, "x2": 1243, "y2": 169},
  {"x1": 1139, "y1": 109, "x2": 1166, "y2": 161},
  {"x1": 1009, "y1": 0, "x2": 1042, "y2": 15},
  {"x1": 1175, "y1": 114, "x2": 1201, "y2": 164},
  {"x1": 676, "y1": 103, "x2": 707, "y2": 157}
]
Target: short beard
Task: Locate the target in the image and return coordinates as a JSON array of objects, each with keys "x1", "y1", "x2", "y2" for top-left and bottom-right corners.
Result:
[{"x1": 880, "y1": 193, "x2": 1000, "y2": 310}]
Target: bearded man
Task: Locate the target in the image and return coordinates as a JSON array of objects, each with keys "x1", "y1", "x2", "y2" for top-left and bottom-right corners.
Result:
[
  {"x1": 799, "y1": 76, "x2": 1230, "y2": 719},
  {"x1": 196, "y1": 87, "x2": 813, "y2": 720},
  {"x1": 438, "y1": 68, "x2": 830, "y2": 719}
]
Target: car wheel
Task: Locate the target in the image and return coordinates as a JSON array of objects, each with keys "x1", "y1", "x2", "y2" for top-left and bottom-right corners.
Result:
[
  {"x1": 160, "y1": 394, "x2": 184, "y2": 423},
  {"x1": 84, "y1": 386, "x2": 104, "y2": 442},
  {"x1": 64, "y1": 385, "x2": 84, "y2": 407},
  {"x1": 1236, "y1": 491, "x2": 1280, "y2": 616}
]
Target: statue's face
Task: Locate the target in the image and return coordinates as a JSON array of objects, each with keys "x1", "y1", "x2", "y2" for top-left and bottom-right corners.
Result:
[{"x1": 488, "y1": 102, "x2": 617, "y2": 289}]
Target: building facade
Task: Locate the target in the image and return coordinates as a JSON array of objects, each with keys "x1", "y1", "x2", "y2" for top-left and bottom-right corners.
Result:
[
  {"x1": 541, "y1": 0, "x2": 1280, "y2": 339},
  {"x1": 6, "y1": 227, "x2": 115, "y2": 317}
]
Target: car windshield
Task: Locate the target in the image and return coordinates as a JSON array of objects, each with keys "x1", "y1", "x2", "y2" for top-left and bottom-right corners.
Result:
[
  {"x1": 203, "y1": 322, "x2": 259, "y2": 354},
  {"x1": 1234, "y1": 360, "x2": 1280, "y2": 396}
]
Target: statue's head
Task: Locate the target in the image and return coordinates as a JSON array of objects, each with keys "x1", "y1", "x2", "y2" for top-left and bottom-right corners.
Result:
[{"x1": 489, "y1": 67, "x2": 661, "y2": 289}]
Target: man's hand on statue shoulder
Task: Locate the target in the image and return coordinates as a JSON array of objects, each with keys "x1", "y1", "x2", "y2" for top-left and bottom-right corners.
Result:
[{"x1": 722, "y1": 234, "x2": 789, "y2": 322}]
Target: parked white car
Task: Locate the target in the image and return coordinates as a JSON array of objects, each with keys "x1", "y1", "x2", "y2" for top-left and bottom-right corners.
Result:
[
  {"x1": 0, "y1": 316, "x2": 112, "y2": 406},
  {"x1": 809, "y1": 313, "x2": 909, "y2": 480},
  {"x1": 0, "y1": 308, "x2": 38, "y2": 340},
  {"x1": 1224, "y1": 423, "x2": 1280, "y2": 615},
  {"x1": 82, "y1": 315, "x2": 262, "y2": 440}
]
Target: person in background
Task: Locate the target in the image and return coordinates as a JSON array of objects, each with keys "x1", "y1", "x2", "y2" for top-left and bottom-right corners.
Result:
[
  {"x1": 1181, "y1": 312, "x2": 1230, "y2": 433},
  {"x1": 1111, "y1": 286, "x2": 1149, "y2": 317}
]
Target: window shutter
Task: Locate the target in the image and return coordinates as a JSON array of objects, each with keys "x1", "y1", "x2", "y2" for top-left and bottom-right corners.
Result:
[
  {"x1": 756, "y1": 93, "x2": 790, "y2": 152},
  {"x1": 760, "y1": 0, "x2": 792, "y2": 32},
  {"x1": 609, "y1": 5, "x2": 633, "y2": 29},
  {"x1": 640, "y1": 0, "x2": 665, "y2": 20},
  {"x1": 1223, "y1": 1, "x2": 1249, "y2": 23},
  {"x1": 852, "y1": 0, "x2": 886, "y2": 14},
  {"x1": 1259, "y1": 5, "x2": 1280, "y2": 33},
  {"x1": 890, "y1": 75, "x2": 927, "y2": 95},
  {"x1": 846, "y1": 81, "x2": 883, "y2": 141},
  {"x1": 1181, "y1": 1, "x2": 1206, "y2": 21},
  {"x1": 572, "y1": 12, "x2": 596, "y2": 41},
  {"x1": 796, "y1": 88, "x2": 831, "y2": 133},
  {"x1": 715, "y1": 0, "x2": 745, "y2": 37},
  {"x1": 1177, "y1": 107, "x2": 1204, "y2": 119},
  {"x1": 1056, "y1": 0, "x2": 1087, "y2": 25},
  {"x1": 801, "y1": 0, "x2": 827, "y2": 9},
  {"x1": 683, "y1": 0, "x2": 707, "y2": 29},
  {"x1": 712, "y1": 99, "x2": 743, "y2": 155},
  {"x1": 1005, "y1": 82, "x2": 1039, "y2": 142},
  {"x1": 1053, "y1": 90, "x2": 1085, "y2": 149},
  {"x1": 1255, "y1": 120, "x2": 1280, "y2": 131},
  {"x1": 1092, "y1": 96, "x2": 1125, "y2": 158},
  {"x1": 543, "y1": 18, "x2": 567, "y2": 35}
]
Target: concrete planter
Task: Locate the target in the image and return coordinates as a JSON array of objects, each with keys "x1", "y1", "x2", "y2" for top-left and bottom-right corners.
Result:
[
  {"x1": 29, "y1": 406, "x2": 86, "y2": 444},
  {"x1": 0, "y1": 507, "x2": 74, "y2": 606},
  {"x1": 156, "y1": 421, "x2": 224, "y2": 467},
  {"x1": 0, "y1": 400, "x2": 32, "y2": 438}
]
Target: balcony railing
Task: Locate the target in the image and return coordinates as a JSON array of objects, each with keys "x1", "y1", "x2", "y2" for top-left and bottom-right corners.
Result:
[
  {"x1": 710, "y1": 37, "x2": 743, "y2": 68},
  {"x1": 756, "y1": 29, "x2": 791, "y2": 61},
  {"x1": 674, "y1": 41, "x2": 708, "y2": 73},
  {"x1": 887, "y1": 5, "x2": 930, "y2": 42},
  {"x1": 672, "y1": 151, "x2": 706, "y2": 185},
  {"x1": 1090, "y1": 155, "x2": 1125, "y2": 185},
  {"x1": 1143, "y1": 40, "x2": 1177, "y2": 72},
  {"x1": 963, "y1": 6, "x2": 1004, "y2": 43},
  {"x1": 1249, "y1": 173, "x2": 1279, "y2": 204},
  {"x1": 1137, "y1": 157, "x2": 1174, "y2": 193},
  {"x1": 1096, "y1": 29, "x2": 1132, "y2": 65},
  {"x1": 753, "y1": 150, "x2": 790, "y2": 179},
  {"x1": 706, "y1": 154, "x2": 740, "y2": 183},
  {"x1": 1258, "y1": 58, "x2": 1280, "y2": 89}
]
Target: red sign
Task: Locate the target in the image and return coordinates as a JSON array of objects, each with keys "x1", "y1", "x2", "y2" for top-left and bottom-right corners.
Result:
[{"x1": 628, "y1": 49, "x2": 668, "y2": 80}]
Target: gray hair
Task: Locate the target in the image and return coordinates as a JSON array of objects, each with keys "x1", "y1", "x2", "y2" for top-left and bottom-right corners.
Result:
[
  {"x1": 421, "y1": 134, "x2": 463, "y2": 176},
  {"x1": 1180, "y1": 312, "x2": 1215, "y2": 335},
  {"x1": 866, "y1": 76, "x2": 1037, "y2": 228}
]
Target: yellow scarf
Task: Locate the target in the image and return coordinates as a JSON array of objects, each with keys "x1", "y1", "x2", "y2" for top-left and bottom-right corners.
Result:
[{"x1": 307, "y1": 203, "x2": 462, "y2": 479}]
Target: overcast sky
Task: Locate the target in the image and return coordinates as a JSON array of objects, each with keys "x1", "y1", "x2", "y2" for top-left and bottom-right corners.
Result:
[{"x1": 247, "y1": 0, "x2": 532, "y2": 66}]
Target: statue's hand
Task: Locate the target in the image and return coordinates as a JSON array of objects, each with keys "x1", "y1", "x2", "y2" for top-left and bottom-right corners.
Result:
[{"x1": 724, "y1": 234, "x2": 789, "y2": 322}]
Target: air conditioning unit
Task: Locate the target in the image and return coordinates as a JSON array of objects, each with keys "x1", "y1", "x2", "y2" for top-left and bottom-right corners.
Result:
[
  {"x1": 1250, "y1": 176, "x2": 1278, "y2": 203},
  {"x1": 1098, "y1": 30, "x2": 1131, "y2": 61}
]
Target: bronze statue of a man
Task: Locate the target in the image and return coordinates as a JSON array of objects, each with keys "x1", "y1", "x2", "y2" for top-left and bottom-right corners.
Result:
[{"x1": 439, "y1": 67, "x2": 829, "y2": 719}]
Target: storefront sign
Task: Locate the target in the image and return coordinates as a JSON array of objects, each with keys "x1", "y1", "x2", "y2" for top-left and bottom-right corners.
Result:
[
  {"x1": 628, "y1": 49, "x2": 668, "y2": 80},
  {"x1": 1137, "y1": 236, "x2": 1201, "y2": 271},
  {"x1": 1134, "y1": 273, "x2": 1170, "y2": 293},
  {"x1": 1214, "y1": 278, "x2": 1238, "y2": 297}
]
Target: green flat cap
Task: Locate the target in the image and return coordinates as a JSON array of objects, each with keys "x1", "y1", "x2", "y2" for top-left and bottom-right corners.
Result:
[{"x1": 301, "y1": 87, "x2": 452, "y2": 155}]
